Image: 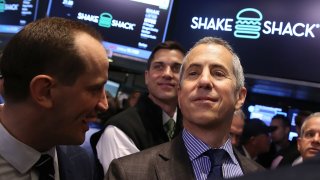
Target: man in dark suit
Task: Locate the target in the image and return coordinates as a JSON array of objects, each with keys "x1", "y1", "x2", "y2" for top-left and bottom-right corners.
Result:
[
  {"x1": 94, "y1": 41, "x2": 185, "y2": 175},
  {"x1": 0, "y1": 17, "x2": 108, "y2": 179},
  {"x1": 106, "y1": 37, "x2": 264, "y2": 180}
]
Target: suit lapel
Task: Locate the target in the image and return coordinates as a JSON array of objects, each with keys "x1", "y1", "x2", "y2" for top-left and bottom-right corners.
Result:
[
  {"x1": 233, "y1": 148, "x2": 264, "y2": 174},
  {"x1": 154, "y1": 134, "x2": 196, "y2": 180},
  {"x1": 57, "y1": 146, "x2": 74, "y2": 180}
]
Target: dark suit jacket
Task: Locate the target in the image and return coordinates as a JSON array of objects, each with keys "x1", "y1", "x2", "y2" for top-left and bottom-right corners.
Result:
[
  {"x1": 57, "y1": 145, "x2": 97, "y2": 180},
  {"x1": 106, "y1": 134, "x2": 264, "y2": 180},
  {"x1": 105, "y1": 94, "x2": 183, "y2": 150},
  {"x1": 233, "y1": 153, "x2": 320, "y2": 180}
]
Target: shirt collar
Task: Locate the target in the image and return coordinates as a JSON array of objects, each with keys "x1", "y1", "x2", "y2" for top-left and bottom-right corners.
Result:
[
  {"x1": 162, "y1": 108, "x2": 177, "y2": 125},
  {"x1": 182, "y1": 128, "x2": 240, "y2": 165},
  {"x1": 0, "y1": 122, "x2": 55, "y2": 173}
]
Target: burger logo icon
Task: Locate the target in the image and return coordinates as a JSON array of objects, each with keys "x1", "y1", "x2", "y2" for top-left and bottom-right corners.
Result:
[{"x1": 234, "y1": 8, "x2": 263, "y2": 39}]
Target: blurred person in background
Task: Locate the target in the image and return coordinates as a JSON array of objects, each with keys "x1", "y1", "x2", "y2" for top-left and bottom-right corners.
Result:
[
  {"x1": 122, "y1": 90, "x2": 141, "y2": 109},
  {"x1": 258, "y1": 114, "x2": 291, "y2": 168},
  {"x1": 238, "y1": 118, "x2": 276, "y2": 167},
  {"x1": 231, "y1": 109, "x2": 246, "y2": 146},
  {"x1": 294, "y1": 112, "x2": 320, "y2": 165},
  {"x1": 234, "y1": 113, "x2": 320, "y2": 180},
  {"x1": 270, "y1": 114, "x2": 291, "y2": 152},
  {"x1": 271, "y1": 110, "x2": 313, "y2": 168}
]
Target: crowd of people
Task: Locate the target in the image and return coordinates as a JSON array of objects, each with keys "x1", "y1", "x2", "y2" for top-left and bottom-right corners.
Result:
[{"x1": 0, "y1": 17, "x2": 319, "y2": 180}]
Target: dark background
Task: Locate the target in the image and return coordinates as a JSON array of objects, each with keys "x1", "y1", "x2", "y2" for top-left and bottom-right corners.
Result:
[{"x1": 0, "y1": 0, "x2": 319, "y2": 120}]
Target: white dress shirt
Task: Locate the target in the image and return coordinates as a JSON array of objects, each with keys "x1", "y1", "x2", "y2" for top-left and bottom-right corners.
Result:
[
  {"x1": 96, "y1": 110, "x2": 177, "y2": 174},
  {"x1": 0, "y1": 122, "x2": 60, "y2": 180},
  {"x1": 292, "y1": 156, "x2": 303, "y2": 166}
]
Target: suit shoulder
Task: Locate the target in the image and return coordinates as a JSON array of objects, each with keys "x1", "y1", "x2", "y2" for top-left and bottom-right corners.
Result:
[
  {"x1": 112, "y1": 141, "x2": 169, "y2": 167},
  {"x1": 234, "y1": 148, "x2": 265, "y2": 174},
  {"x1": 107, "y1": 107, "x2": 139, "y2": 123}
]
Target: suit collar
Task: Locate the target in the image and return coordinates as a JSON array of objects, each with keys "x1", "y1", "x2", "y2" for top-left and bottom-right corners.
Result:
[{"x1": 155, "y1": 134, "x2": 196, "y2": 180}]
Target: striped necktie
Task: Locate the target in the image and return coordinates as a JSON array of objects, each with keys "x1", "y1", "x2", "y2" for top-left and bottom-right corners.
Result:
[
  {"x1": 34, "y1": 154, "x2": 55, "y2": 180},
  {"x1": 164, "y1": 118, "x2": 175, "y2": 140}
]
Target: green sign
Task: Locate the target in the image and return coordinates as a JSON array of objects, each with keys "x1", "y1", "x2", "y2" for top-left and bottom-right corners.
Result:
[
  {"x1": 99, "y1": 12, "x2": 113, "y2": 28},
  {"x1": 0, "y1": 0, "x2": 6, "y2": 13}
]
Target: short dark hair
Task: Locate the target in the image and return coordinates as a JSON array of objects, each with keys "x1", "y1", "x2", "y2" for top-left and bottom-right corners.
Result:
[
  {"x1": 146, "y1": 41, "x2": 185, "y2": 70},
  {"x1": 295, "y1": 110, "x2": 313, "y2": 128},
  {"x1": 0, "y1": 17, "x2": 102, "y2": 102},
  {"x1": 272, "y1": 114, "x2": 290, "y2": 127}
]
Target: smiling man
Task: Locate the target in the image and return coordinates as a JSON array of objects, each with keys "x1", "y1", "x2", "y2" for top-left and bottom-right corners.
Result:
[
  {"x1": 95, "y1": 41, "x2": 185, "y2": 175},
  {"x1": 106, "y1": 37, "x2": 263, "y2": 180},
  {"x1": 0, "y1": 17, "x2": 109, "y2": 180}
]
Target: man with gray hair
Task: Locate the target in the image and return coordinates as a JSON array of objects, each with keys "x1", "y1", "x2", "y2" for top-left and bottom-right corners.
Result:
[
  {"x1": 295, "y1": 112, "x2": 320, "y2": 165},
  {"x1": 233, "y1": 113, "x2": 320, "y2": 180},
  {"x1": 106, "y1": 37, "x2": 263, "y2": 180}
]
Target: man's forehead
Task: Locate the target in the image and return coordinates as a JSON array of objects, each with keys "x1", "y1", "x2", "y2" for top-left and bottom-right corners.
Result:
[
  {"x1": 305, "y1": 118, "x2": 320, "y2": 128},
  {"x1": 151, "y1": 59, "x2": 182, "y2": 65}
]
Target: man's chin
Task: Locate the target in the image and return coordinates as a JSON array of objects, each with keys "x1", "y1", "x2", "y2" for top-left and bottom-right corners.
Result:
[{"x1": 157, "y1": 94, "x2": 177, "y2": 101}]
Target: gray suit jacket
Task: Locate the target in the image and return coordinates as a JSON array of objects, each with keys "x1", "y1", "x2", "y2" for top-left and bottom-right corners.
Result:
[
  {"x1": 106, "y1": 134, "x2": 264, "y2": 180},
  {"x1": 58, "y1": 145, "x2": 98, "y2": 180}
]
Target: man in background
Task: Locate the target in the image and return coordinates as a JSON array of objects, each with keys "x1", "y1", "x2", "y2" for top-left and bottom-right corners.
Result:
[
  {"x1": 271, "y1": 110, "x2": 312, "y2": 168},
  {"x1": 231, "y1": 109, "x2": 246, "y2": 146},
  {"x1": 259, "y1": 114, "x2": 291, "y2": 168},
  {"x1": 233, "y1": 113, "x2": 320, "y2": 180},
  {"x1": 295, "y1": 112, "x2": 320, "y2": 165},
  {"x1": 238, "y1": 118, "x2": 276, "y2": 167},
  {"x1": 270, "y1": 115, "x2": 291, "y2": 152},
  {"x1": 0, "y1": 17, "x2": 109, "y2": 179},
  {"x1": 95, "y1": 41, "x2": 185, "y2": 174},
  {"x1": 106, "y1": 37, "x2": 264, "y2": 180}
]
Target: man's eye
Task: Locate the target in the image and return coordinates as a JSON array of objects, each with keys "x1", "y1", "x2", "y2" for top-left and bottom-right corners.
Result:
[
  {"x1": 91, "y1": 86, "x2": 103, "y2": 93},
  {"x1": 153, "y1": 64, "x2": 163, "y2": 70},
  {"x1": 304, "y1": 131, "x2": 315, "y2": 138},
  {"x1": 213, "y1": 70, "x2": 226, "y2": 77},
  {"x1": 188, "y1": 71, "x2": 199, "y2": 76},
  {"x1": 171, "y1": 64, "x2": 181, "y2": 73}
]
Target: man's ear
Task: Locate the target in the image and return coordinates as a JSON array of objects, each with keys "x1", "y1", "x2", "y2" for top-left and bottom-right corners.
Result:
[
  {"x1": 249, "y1": 136, "x2": 256, "y2": 144},
  {"x1": 144, "y1": 70, "x2": 149, "y2": 86},
  {"x1": 285, "y1": 126, "x2": 291, "y2": 135},
  {"x1": 297, "y1": 137, "x2": 302, "y2": 152},
  {"x1": 177, "y1": 83, "x2": 182, "y2": 108},
  {"x1": 235, "y1": 87, "x2": 247, "y2": 110},
  {"x1": 29, "y1": 75, "x2": 55, "y2": 108}
]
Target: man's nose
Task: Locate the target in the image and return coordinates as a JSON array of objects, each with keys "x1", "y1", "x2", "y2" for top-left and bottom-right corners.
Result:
[
  {"x1": 96, "y1": 90, "x2": 109, "y2": 111},
  {"x1": 163, "y1": 66, "x2": 174, "y2": 77},
  {"x1": 198, "y1": 69, "x2": 213, "y2": 89},
  {"x1": 313, "y1": 133, "x2": 320, "y2": 143}
]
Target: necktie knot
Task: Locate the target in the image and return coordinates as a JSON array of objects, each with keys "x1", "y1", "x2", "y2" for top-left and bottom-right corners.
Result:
[
  {"x1": 34, "y1": 154, "x2": 55, "y2": 180},
  {"x1": 164, "y1": 118, "x2": 175, "y2": 140},
  {"x1": 205, "y1": 149, "x2": 227, "y2": 179}
]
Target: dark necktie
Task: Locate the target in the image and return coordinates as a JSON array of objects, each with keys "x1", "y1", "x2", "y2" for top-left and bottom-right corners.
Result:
[
  {"x1": 206, "y1": 149, "x2": 227, "y2": 180},
  {"x1": 34, "y1": 154, "x2": 55, "y2": 180},
  {"x1": 164, "y1": 118, "x2": 175, "y2": 140}
]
